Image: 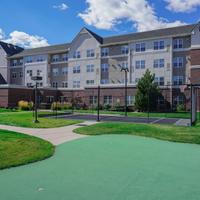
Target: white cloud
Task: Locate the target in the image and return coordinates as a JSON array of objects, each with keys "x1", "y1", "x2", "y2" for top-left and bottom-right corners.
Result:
[
  {"x1": 1, "y1": 29, "x2": 49, "y2": 48},
  {"x1": 53, "y1": 3, "x2": 68, "y2": 11},
  {"x1": 79, "y1": 0, "x2": 186, "y2": 32},
  {"x1": 165, "y1": 0, "x2": 200, "y2": 13},
  {"x1": 0, "y1": 28, "x2": 4, "y2": 40}
]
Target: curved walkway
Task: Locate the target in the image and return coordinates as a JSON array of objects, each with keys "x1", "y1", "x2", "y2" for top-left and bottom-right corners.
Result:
[{"x1": 0, "y1": 121, "x2": 96, "y2": 145}]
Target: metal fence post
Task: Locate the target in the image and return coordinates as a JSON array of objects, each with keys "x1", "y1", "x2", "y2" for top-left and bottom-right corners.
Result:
[{"x1": 97, "y1": 85, "x2": 100, "y2": 122}]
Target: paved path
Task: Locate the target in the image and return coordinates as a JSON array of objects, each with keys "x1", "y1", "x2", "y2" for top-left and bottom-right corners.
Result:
[{"x1": 0, "y1": 121, "x2": 96, "y2": 145}]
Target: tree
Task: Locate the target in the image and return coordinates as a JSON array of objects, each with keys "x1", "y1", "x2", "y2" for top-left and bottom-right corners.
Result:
[{"x1": 135, "y1": 69, "x2": 160, "y2": 112}]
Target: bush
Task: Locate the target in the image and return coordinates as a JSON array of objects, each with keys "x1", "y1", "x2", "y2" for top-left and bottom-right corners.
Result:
[
  {"x1": 51, "y1": 102, "x2": 62, "y2": 111},
  {"x1": 104, "y1": 104, "x2": 112, "y2": 110},
  {"x1": 176, "y1": 104, "x2": 185, "y2": 112},
  {"x1": 18, "y1": 100, "x2": 30, "y2": 111},
  {"x1": 62, "y1": 102, "x2": 72, "y2": 110},
  {"x1": 28, "y1": 101, "x2": 34, "y2": 110}
]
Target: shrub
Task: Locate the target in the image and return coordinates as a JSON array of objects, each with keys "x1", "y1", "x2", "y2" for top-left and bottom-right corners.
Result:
[
  {"x1": 104, "y1": 104, "x2": 111, "y2": 110},
  {"x1": 51, "y1": 102, "x2": 62, "y2": 111},
  {"x1": 18, "y1": 100, "x2": 30, "y2": 111},
  {"x1": 62, "y1": 102, "x2": 72, "y2": 110},
  {"x1": 28, "y1": 101, "x2": 34, "y2": 110},
  {"x1": 176, "y1": 104, "x2": 185, "y2": 112}
]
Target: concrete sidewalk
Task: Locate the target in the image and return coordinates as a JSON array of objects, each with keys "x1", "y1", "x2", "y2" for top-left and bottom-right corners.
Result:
[{"x1": 0, "y1": 121, "x2": 96, "y2": 145}]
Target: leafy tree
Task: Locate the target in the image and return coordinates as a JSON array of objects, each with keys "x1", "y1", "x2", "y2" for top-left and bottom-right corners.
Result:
[{"x1": 135, "y1": 69, "x2": 160, "y2": 112}]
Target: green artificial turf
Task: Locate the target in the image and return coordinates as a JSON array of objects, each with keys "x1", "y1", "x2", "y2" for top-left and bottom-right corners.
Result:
[
  {"x1": 74, "y1": 122, "x2": 200, "y2": 145},
  {"x1": 0, "y1": 135, "x2": 200, "y2": 200},
  {"x1": 0, "y1": 129, "x2": 54, "y2": 169},
  {"x1": 0, "y1": 112, "x2": 81, "y2": 128}
]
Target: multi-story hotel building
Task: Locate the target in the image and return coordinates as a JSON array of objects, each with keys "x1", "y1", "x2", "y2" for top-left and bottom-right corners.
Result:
[{"x1": 0, "y1": 23, "x2": 200, "y2": 108}]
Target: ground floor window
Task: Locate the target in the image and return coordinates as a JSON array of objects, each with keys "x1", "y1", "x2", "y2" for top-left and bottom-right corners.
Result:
[
  {"x1": 89, "y1": 96, "x2": 97, "y2": 105},
  {"x1": 104, "y1": 95, "x2": 113, "y2": 105},
  {"x1": 127, "y1": 96, "x2": 135, "y2": 105},
  {"x1": 173, "y1": 95, "x2": 184, "y2": 105},
  {"x1": 47, "y1": 96, "x2": 54, "y2": 103},
  {"x1": 157, "y1": 96, "x2": 165, "y2": 105}
]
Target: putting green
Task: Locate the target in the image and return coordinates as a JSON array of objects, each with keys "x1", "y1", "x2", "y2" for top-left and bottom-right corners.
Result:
[{"x1": 0, "y1": 135, "x2": 200, "y2": 200}]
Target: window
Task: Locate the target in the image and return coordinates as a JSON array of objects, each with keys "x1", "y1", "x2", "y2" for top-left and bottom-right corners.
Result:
[
  {"x1": 101, "y1": 79, "x2": 109, "y2": 84},
  {"x1": 135, "y1": 78, "x2": 140, "y2": 83},
  {"x1": 155, "y1": 77, "x2": 164, "y2": 86},
  {"x1": 37, "y1": 56, "x2": 44, "y2": 62},
  {"x1": 127, "y1": 96, "x2": 135, "y2": 105},
  {"x1": 173, "y1": 95, "x2": 184, "y2": 105},
  {"x1": 121, "y1": 46, "x2": 129, "y2": 54},
  {"x1": 173, "y1": 39, "x2": 183, "y2": 49},
  {"x1": 37, "y1": 82, "x2": 43, "y2": 87},
  {"x1": 47, "y1": 96, "x2": 54, "y2": 103},
  {"x1": 86, "y1": 64, "x2": 94, "y2": 72},
  {"x1": 73, "y1": 80, "x2": 80, "y2": 88},
  {"x1": 27, "y1": 70, "x2": 32, "y2": 77},
  {"x1": 73, "y1": 66, "x2": 80, "y2": 73},
  {"x1": 73, "y1": 51, "x2": 81, "y2": 59},
  {"x1": 62, "y1": 82, "x2": 68, "y2": 88},
  {"x1": 154, "y1": 59, "x2": 165, "y2": 68},
  {"x1": 135, "y1": 43, "x2": 146, "y2": 52},
  {"x1": 37, "y1": 70, "x2": 42, "y2": 76},
  {"x1": 27, "y1": 83, "x2": 32, "y2": 87},
  {"x1": 52, "y1": 55, "x2": 59, "y2": 62},
  {"x1": 53, "y1": 68, "x2": 59, "y2": 76},
  {"x1": 62, "y1": 54, "x2": 68, "y2": 61},
  {"x1": 13, "y1": 60, "x2": 17, "y2": 66},
  {"x1": 12, "y1": 72, "x2": 17, "y2": 78},
  {"x1": 62, "y1": 67, "x2": 68, "y2": 75},
  {"x1": 52, "y1": 82, "x2": 58, "y2": 88},
  {"x1": 101, "y1": 63, "x2": 109, "y2": 72},
  {"x1": 173, "y1": 76, "x2": 184, "y2": 85},
  {"x1": 101, "y1": 48, "x2": 109, "y2": 57},
  {"x1": 173, "y1": 57, "x2": 183, "y2": 68},
  {"x1": 26, "y1": 56, "x2": 33, "y2": 63},
  {"x1": 104, "y1": 96, "x2": 112, "y2": 105},
  {"x1": 89, "y1": 96, "x2": 97, "y2": 105},
  {"x1": 86, "y1": 80, "x2": 94, "y2": 85},
  {"x1": 19, "y1": 72, "x2": 23, "y2": 78},
  {"x1": 157, "y1": 96, "x2": 165, "y2": 105},
  {"x1": 135, "y1": 60, "x2": 145, "y2": 69},
  {"x1": 19, "y1": 59, "x2": 23, "y2": 65},
  {"x1": 87, "y1": 49, "x2": 95, "y2": 57},
  {"x1": 154, "y1": 41, "x2": 165, "y2": 50}
]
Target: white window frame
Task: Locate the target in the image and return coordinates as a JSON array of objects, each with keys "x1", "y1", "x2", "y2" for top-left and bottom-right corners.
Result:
[
  {"x1": 101, "y1": 48, "x2": 109, "y2": 57},
  {"x1": 135, "y1": 43, "x2": 146, "y2": 52}
]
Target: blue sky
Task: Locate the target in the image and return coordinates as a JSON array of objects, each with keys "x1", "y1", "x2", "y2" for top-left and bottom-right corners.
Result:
[{"x1": 0, "y1": 0, "x2": 200, "y2": 48}]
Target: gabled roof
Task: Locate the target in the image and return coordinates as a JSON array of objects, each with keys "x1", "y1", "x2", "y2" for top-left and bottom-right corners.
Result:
[
  {"x1": 7, "y1": 23, "x2": 198, "y2": 59},
  {"x1": 84, "y1": 28, "x2": 103, "y2": 44},
  {"x1": 102, "y1": 24, "x2": 196, "y2": 45},
  {"x1": 0, "y1": 73, "x2": 7, "y2": 84},
  {"x1": 9, "y1": 43, "x2": 70, "y2": 58},
  {"x1": 0, "y1": 41, "x2": 23, "y2": 56}
]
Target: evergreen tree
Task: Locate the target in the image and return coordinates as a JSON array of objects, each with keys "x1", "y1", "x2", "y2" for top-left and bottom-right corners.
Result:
[{"x1": 135, "y1": 69, "x2": 160, "y2": 111}]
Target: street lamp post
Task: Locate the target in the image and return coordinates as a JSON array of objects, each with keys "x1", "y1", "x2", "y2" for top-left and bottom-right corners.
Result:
[
  {"x1": 121, "y1": 67, "x2": 129, "y2": 117},
  {"x1": 31, "y1": 76, "x2": 42, "y2": 123}
]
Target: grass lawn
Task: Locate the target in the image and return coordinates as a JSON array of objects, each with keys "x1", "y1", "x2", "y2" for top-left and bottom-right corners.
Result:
[
  {"x1": 0, "y1": 129, "x2": 54, "y2": 169},
  {"x1": 74, "y1": 122, "x2": 200, "y2": 145},
  {"x1": 0, "y1": 111, "x2": 81, "y2": 128},
  {"x1": 0, "y1": 108, "x2": 18, "y2": 113},
  {"x1": 1, "y1": 135, "x2": 200, "y2": 199}
]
